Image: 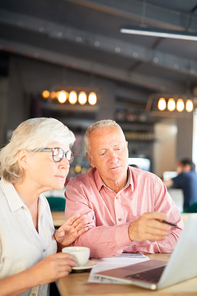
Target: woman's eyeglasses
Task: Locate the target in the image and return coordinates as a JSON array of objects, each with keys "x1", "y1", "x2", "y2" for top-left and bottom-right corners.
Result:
[{"x1": 40, "y1": 147, "x2": 75, "y2": 163}]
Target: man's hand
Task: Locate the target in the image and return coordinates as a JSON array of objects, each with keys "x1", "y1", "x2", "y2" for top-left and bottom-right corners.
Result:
[
  {"x1": 55, "y1": 213, "x2": 88, "y2": 247},
  {"x1": 128, "y1": 212, "x2": 171, "y2": 242}
]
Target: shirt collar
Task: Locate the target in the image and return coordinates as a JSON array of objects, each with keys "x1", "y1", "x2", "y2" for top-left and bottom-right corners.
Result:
[
  {"x1": 0, "y1": 178, "x2": 25, "y2": 212},
  {"x1": 94, "y1": 166, "x2": 134, "y2": 192},
  {"x1": 94, "y1": 168, "x2": 104, "y2": 191},
  {"x1": 128, "y1": 166, "x2": 134, "y2": 191},
  {"x1": 0, "y1": 178, "x2": 47, "y2": 213}
]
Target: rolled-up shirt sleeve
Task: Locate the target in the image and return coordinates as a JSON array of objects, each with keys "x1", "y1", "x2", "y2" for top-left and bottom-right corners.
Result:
[
  {"x1": 152, "y1": 182, "x2": 183, "y2": 253},
  {"x1": 123, "y1": 182, "x2": 183, "y2": 254}
]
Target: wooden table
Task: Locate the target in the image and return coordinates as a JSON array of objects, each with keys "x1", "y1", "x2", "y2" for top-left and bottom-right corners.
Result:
[
  {"x1": 51, "y1": 212, "x2": 192, "y2": 227},
  {"x1": 56, "y1": 253, "x2": 197, "y2": 295},
  {"x1": 54, "y1": 213, "x2": 196, "y2": 295}
]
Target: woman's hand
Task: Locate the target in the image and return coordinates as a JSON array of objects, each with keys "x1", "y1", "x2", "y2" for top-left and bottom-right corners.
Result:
[
  {"x1": 0, "y1": 253, "x2": 77, "y2": 296},
  {"x1": 54, "y1": 213, "x2": 88, "y2": 247},
  {"x1": 31, "y1": 252, "x2": 77, "y2": 286}
]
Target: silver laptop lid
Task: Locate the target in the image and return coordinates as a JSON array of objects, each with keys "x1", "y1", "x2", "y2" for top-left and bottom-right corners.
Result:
[
  {"x1": 95, "y1": 214, "x2": 197, "y2": 290},
  {"x1": 158, "y1": 213, "x2": 197, "y2": 289}
]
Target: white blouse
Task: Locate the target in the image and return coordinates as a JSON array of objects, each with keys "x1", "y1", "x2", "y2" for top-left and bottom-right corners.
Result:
[{"x1": 0, "y1": 178, "x2": 57, "y2": 296}]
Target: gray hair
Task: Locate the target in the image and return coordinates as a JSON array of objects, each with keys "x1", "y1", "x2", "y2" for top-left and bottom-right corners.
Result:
[
  {"x1": 84, "y1": 119, "x2": 125, "y2": 154},
  {"x1": 0, "y1": 117, "x2": 75, "y2": 183}
]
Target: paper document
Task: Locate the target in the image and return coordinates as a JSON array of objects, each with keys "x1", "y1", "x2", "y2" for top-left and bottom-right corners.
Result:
[{"x1": 88, "y1": 253, "x2": 149, "y2": 284}]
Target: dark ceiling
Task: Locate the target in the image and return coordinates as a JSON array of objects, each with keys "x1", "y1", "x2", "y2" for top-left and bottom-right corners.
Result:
[{"x1": 1, "y1": 0, "x2": 197, "y2": 109}]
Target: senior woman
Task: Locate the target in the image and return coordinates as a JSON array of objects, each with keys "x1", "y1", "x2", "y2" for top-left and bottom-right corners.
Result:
[{"x1": 0, "y1": 117, "x2": 88, "y2": 296}]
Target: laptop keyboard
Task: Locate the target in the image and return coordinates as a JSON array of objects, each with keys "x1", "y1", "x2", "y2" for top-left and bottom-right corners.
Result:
[{"x1": 125, "y1": 265, "x2": 166, "y2": 283}]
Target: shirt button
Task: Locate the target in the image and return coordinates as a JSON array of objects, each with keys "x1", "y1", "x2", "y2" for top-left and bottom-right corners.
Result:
[
  {"x1": 43, "y1": 249, "x2": 46, "y2": 253},
  {"x1": 118, "y1": 218, "x2": 122, "y2": 221},
  {"x1": 116, "y1": 196, "x2": 118, "y2": 199}
]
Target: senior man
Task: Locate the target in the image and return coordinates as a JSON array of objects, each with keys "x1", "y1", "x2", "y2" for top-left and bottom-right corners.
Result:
[{"x1": 65, "y1": 120, "x2": 183, "y2": 258}]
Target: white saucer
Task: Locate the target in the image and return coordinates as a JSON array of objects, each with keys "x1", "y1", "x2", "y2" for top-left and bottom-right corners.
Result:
[{"x1": 72, "y1": 260, "x2": 97, "y2": 270}]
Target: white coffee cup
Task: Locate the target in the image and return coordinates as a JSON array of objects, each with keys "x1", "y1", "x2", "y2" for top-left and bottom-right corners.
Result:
[{"x1": 62, "y1": 246, "x2": 90, "y2": 267}]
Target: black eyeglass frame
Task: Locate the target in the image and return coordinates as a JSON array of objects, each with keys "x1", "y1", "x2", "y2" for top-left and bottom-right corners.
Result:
[{"x1": 40, "y1": 147, "x2": 75, "y2": 163}]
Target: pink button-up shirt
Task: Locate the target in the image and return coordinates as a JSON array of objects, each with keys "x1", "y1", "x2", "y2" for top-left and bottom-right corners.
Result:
[{"x1": 65, "y1": 167, "x2": 183, "y2": 258}]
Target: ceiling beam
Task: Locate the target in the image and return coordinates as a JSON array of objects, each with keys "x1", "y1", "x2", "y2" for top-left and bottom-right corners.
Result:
[
  {"x1": 1, "y1": 9, "x2": 197, "y2": 77},
  {"x1": 0, "y1": 37, "x2": 186, "y2": 93},
  {"x1": 63, "y1": 0, "x2": 197, "y2": 31}
]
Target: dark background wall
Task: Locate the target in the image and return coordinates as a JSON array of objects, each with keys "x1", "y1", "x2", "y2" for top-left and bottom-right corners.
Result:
[{"x1": 0, "y1": 53, "x2": 193, "y2": 176}]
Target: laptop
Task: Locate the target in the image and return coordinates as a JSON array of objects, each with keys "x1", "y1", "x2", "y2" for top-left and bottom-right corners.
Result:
[{"x1": 95, "y1": 214, "x2": 197, "y2": 290}]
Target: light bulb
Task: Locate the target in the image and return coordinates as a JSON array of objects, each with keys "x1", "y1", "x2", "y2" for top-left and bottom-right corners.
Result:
[
  {"x1": 167, "y1": 98, "x2": 175, "y2": 112},
  {"x1": 176, "y1": 98, "x2": 184, "y2": 112},
  {"x1": 50, "y1": 91, "x2": 56, "y2": 99},
  {"x1": 56, "y1": 91, "x2": 60, "y2": 99},
  {"x1": 69, "y1": 91, "x2": 77, "y2": 104},
  {"x1": 42, "y1": 90, "x2": 50, "y2": 99},
  {"x1": 75, "y1": 165, "x2": 82, "y2": 173},
  {"x1": 78, "y1": 91, "x2": 87, "y2": 105},
  {"x1": 57, "y1": 91, "x2": 67, "y2": 103},
  {"x1": 88, "y1": 92, "x2": 97, "y2": 105},
  {"x1": 186, "y1": 99, "x2": 193, "y2": 112},
  {"x1": 158, "y1": 98, "x2": 166, "y2": 111}
]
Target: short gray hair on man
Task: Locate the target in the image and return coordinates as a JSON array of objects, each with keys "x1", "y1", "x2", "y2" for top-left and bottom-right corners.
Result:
[
  {"x1": 84, "y1": 119, "x2": 125, "y2": 154},
  {"x1": 0, "y1": 117, "x2": 75, "y2": 183}
]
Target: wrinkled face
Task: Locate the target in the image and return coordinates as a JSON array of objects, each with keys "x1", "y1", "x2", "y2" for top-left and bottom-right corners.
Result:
[
  {"x1": 22, "y1": 142, "x2": 71, "y2": 192},
  {"x1": 86, "y1": 126, "x2": 128, "y2": 188}
]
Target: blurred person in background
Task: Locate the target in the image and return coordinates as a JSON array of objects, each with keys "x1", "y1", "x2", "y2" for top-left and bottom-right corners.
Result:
[
  {"x1": 0, "y1": 117, "x2": 88, "y2": 296},
  {"x1": 163, "y1": 158, "x2": 197, "y2": 211}
]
